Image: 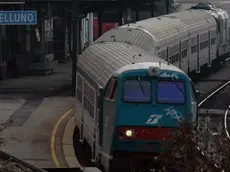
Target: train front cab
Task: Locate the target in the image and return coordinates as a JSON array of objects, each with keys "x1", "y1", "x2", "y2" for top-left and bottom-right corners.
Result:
[{"x1": 101, "y1": 65, "x2": 200, "y2": 171}]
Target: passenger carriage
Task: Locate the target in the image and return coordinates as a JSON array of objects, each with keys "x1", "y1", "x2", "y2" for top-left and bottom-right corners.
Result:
[
  {"x1": 75, "y1": 42, "x2": 200, "y2": 172},
  {"x1": 95, "y1": 3, "x2": 230, "y2": 75}
]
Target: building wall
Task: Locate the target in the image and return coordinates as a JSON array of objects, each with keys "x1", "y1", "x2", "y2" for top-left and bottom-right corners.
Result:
[{"x1": 82, "y1": 0, "x2": 174, "y2": 45}]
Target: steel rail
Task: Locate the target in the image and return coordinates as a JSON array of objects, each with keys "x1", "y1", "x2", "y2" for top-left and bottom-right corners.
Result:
[
  {"x1": 195, "y1": 81, "x2": 230, "y2": 172},
  {"x1": 224, "y1": 105, "x2": 230, "y2": 139},
  {"x1": 198, "y1": 81, "x2": 230, "y2": 107},
  {"x1": 0, "y1": 150, "x2": 47, "y2": 172}
]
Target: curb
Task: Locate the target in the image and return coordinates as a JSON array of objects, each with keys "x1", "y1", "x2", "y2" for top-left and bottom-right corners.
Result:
[
  {"x1": 61, "y1": 114, "x2": 103, "y2": 172},
  {"x1": 62, "y1": 115, "x2": 81, "y2": 167}
]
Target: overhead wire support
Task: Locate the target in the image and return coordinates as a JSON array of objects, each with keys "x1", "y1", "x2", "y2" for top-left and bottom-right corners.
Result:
[
  {"x1": 71, "y1": 3, "x2": 78, "y2": 95},
  {"x1": 71, "y1": 3, "x2": 87, "y2": 95}
]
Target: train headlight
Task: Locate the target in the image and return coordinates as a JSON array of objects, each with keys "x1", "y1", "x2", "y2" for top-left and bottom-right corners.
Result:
[{"x1": 125, "y1": 129, "x2": 134, "y2": 137}]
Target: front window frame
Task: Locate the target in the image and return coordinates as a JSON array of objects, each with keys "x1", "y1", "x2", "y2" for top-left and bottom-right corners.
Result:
[
  {"x1": 156, "y1": 79, "x2": 186, "y2": 105},
  {"x1": 122, "y1": 78, "x2": 152, "y2": 104}
]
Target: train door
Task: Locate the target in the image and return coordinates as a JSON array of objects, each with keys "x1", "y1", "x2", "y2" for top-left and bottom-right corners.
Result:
[
  {"x1": 187, "y1": 32, "x2": 191, "y2": 73},
  {"x1": 196, "y1": 34, "x2": 200, "y2": 73},
  {"x1": 75, "y1": 72, "x2": 84, "y2": 141},
  {"x1": 208, "y1": 30, "x2": 211, "y2": 67},
  {"x1": 189, "y1": 36, "x2": 197, "y2": 72},
  {"x1": 181, "y1": 40, "x2": 189, "y2": 73},
  {"x1": 187, "y1": 36, "x2": 191, "y2": 73},
  {"x1": 92, "y1": 87, "x2": 98, "y2": 162},
  {"x1": 228, "y1": 26, "x2": 230, "y2": 50},
  {"x1": 169, "y1": 44, "x2": 179, "y2": 67},
  {"x1": 210, "y1": 30, "x2": 217, "y2": 63},
  {"x1": 179, "y1": 41, "x2": 182, "y2": 69},
  {"x1": 166, "y1": 47, "x2": 169, "y2": 62}
]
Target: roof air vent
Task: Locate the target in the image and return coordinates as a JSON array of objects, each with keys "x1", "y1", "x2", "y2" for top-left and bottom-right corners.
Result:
[{"x1": 191, "y1": 3, "x2": 213, "y2": 10}]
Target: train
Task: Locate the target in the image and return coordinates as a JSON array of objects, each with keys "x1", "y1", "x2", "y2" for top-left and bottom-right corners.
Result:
[{"x1": 74, "y1": 3, "x2": 230, "y2": 172}]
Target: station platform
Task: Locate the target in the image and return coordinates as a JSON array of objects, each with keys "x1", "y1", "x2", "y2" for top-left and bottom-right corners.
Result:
[
  {"x1": 0, "y1": 61, "x2": 75, "y2": 168},
  {"x1": 0, "y1": 62, "x2": 72, "y2": 98}
]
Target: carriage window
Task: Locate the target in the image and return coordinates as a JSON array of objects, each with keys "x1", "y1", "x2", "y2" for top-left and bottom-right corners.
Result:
[
  {"x1": 211, "y1": 38, "x2": 216, "y2": 45},
  {"x1": 191, "y1": 45, "x2": 197, "y2": 54},
  {"x1": 182, "y1": 49, "x2": 187, "y2": 58},
  {"x1": 105, "y1": 78, "x2": 117, "y2": 100},
  {"x1": 157, "y1": 81, "x2": 185, "y2": 104},
  {"x1": 123, "y1": 80, "x2": 151, "y2": 103}
]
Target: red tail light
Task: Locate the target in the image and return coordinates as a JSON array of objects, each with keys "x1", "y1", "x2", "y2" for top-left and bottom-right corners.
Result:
[{"x1": 118, "y1": 126, "x2": 188, "y2": 141}]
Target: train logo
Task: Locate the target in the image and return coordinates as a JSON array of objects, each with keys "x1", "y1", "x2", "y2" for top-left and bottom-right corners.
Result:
[{"x1": 145, "y1": 114, "x2": 163, "y2": 124}]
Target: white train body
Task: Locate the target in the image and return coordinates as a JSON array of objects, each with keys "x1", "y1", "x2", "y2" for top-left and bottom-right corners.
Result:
[{"x1": 95, "y1": 3, "x2": 230, "y2": 74}]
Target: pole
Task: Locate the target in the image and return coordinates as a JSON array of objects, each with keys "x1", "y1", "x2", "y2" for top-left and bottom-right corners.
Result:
[
  {"x1": 126, "y1": 8, "x2": 132, "y2": 23},
  {"x1": 119, "y1": 8, "x2": 123, "y2": 26},
  {"x1": 151, "y1": 0, "x2": 155, "y2": 17},
  {"x1": 72, "y1": 18, "x2": 77, "y2": 94},
  {"x1": 71, "y1": 3, "x2": 86, "y2": 94},
  {"x1": 78, "y1": 19, "x2": 82, "y2": 54},
  {"x1": 136, "y1": 10, "x2": 139, "y2": 21},
  {"x1": 68, "y1": 8, "x2": 72, "y2": 56},
  {"x1": 98, "y1": 11, "x2": 103, "y2": 37},
  {"x1": 166, "y1": 0, "x2": 169, "y2": 14},
  {"x1": 88, "y1": 13, "x2": 93, "y2": 45}
]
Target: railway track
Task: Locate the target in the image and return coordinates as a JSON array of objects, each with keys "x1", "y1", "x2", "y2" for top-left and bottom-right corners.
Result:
[
  {"x1": 224, "y1": 106, "x2": 230, "y2": 140},
  {"x1": 198, "y1": 81, "x2": 230, "y2": 110},
  {"x1": 0, "y1": 150, "x2": 47, "y2": 172},
  {"x1": 195, "y1": 80, "x2": 230, "y2": 172}
]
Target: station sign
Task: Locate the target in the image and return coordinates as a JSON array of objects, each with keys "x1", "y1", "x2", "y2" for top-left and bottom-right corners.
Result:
[{"x1": 0, "y1": 11, "x2": 37, "y2": 25}]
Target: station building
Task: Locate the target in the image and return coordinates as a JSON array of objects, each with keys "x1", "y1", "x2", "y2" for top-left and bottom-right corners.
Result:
[{"x1": 0, "y1": 0, "x2": 173, "y2": 80}]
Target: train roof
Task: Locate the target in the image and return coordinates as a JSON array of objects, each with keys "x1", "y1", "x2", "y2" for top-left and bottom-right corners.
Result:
[
  {"x1": 95, "y1": 8, "x2": 216, "y2": 53},
  {"x1": 163, "y1": 9, "x2": 215, "y2": 29},
  {"x1": 115, "y1": 62, "x2": 183, "y2": 76},
  {"x1": 78, "y1": 42, "x2": 187, "y2": 88}
]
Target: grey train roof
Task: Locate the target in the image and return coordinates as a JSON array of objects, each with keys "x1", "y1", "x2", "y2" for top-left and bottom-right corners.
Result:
[
  {"x1": 163, "y1": 9, "x2": 216, "y2": 32},
  {"x1": 78, "y1": 42, "x2": 186, "y2": 89},
  {"x1": 94, "y1": 9, "x2": 216, "y2": 54}
]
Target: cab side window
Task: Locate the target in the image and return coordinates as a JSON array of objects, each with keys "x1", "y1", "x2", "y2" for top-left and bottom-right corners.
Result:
[{"x1": 105, "y1": 78, "x2": 118, "y2": 100}]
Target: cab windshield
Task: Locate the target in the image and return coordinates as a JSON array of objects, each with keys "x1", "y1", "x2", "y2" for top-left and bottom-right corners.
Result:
[
  {"x1": 157, "y1": 81, "x2": 185, "y2": 104},
  {"x1": 123, "y1": 79, "x2": 152, "y2": 103},
  {"x1": 122, "y1": 79, "x2": 185, "y2": 104}
]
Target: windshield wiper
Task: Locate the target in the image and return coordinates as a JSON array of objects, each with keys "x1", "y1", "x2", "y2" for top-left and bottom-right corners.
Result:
[
  {"x1": 170, "y1": 77, "x2": 184, "y2": 96},
  {"x1": 137, "y1": 77, "x2": 145, "y2": 95}
]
